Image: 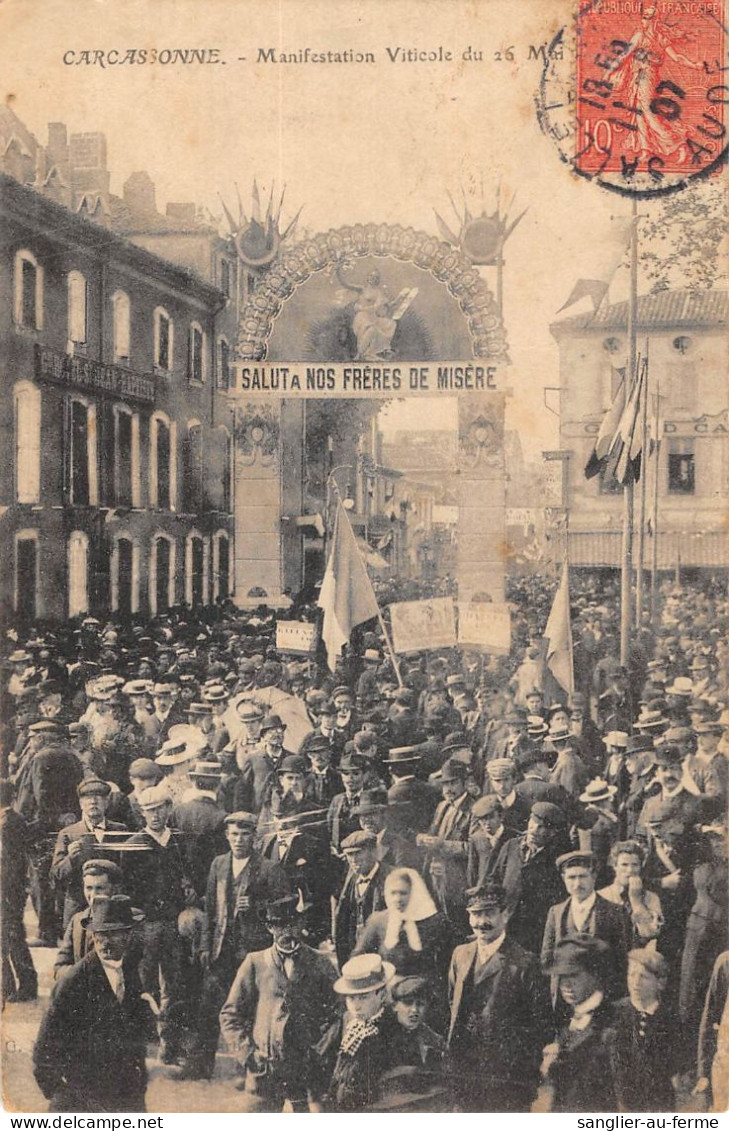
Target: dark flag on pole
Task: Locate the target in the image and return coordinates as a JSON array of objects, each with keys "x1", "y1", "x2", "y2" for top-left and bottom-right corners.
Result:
[{"x1": 585, "y1": 370, "x2": 626, "y2": 479}]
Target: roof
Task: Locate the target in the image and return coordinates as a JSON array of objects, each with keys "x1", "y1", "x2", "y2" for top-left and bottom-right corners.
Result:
[
  {"x1": 550, "y1": 289, "x2": 728, "y2": 336},
  {"x1": 1, "y1": 173, "x2": 227, "y2": 309}
]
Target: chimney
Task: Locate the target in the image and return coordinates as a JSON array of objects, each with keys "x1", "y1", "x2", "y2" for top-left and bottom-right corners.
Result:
[
  {"x1": 47, "y1": 122, "x2": 68, "y2": 161},
  {"x1": 123, "y1": 170, "x2": 157, "y2": 217}
]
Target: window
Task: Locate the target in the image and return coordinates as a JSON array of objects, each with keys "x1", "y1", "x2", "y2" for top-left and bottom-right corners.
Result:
[
  {"x1": 113, "y1": 405, "x2": 140, "y2": 507},
  {"x1": 13, "y1": 250, "x2": 43, "y2": 330},
  {"x1": 154, "y1": 307, "x2": 174, "y2": 371},
  {"x1": 218, "y1": 337, "x2": 231, "y2": 390},
  {"x1": 112, "y1": 290, "x2": 131, "y2": 361},
  {"x1": 150, "y1": 412, "x2": 175, "y2": 510},
  {"x1": 185, "y1": 532, "x2": 207, "y2": 608},
  {"x1": 213, "y1": 530, "x2": 230, "y2": 601},
  {"x1": 68, "y1": 530, "x2": 89, "y2": 618},
  {"x1": 217, "y1": 426, "x2": 232, "y2": 513},
  {"x1": 188, "y1": 322, "x2": 205, "y2": 383},
  {"x1": 220, "y1": 258, "x2": 231, "y2": 297},
  {"x1": 182, "y1": 420, "x2": 203, "y2": 513},
  {"x1": 150, "y1": 534, "x2": 175, "y2": 615},
  {"x1": 66, "y1": 398, "x2": 98, "y2": 506},
  {"x1": 13, "y1": 381, "x2": 41, "y2": 504},
  {"x1": 111, "y1": 536, "x2": 139, "y2": 616},
  {"x1": 67, "y1": 271, "x2": 88, "y2": 345},
  {"x1": 14, "y1": 531, "x2": 39, "y2": 622},
  {"x1": 668, "y1": 441, "x2": 695, "y2": 495}
]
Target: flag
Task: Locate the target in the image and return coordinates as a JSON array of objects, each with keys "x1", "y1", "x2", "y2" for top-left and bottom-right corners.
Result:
[
  {"x1": 557, "y1": 278, "x2": 609, "y2": 314},
  {"x1": 318, "y1": 502, "x2": 380, "y2": 670},
  {"x1": 557, "y1": 215, "x2": 634, "y2": 314},
  {"x1": 585, "y1": 370, "x2": 626, "y2": 479},
  {"x1": 544, "y1": 560, "x2": 574, "y2": 697},
  {"x1": 606, "y1": 358, "x2": 646, "y2": 486}
]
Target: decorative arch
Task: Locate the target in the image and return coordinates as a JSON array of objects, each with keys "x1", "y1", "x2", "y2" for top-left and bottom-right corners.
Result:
[{"x1": 236, "y1": 223, "x2": 507, "y2": 361}]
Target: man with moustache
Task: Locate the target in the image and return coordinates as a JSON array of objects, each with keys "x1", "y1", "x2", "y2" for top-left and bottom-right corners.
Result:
[{"x1": 447, "y1": 884, "x2": 551, "y2": 1111}]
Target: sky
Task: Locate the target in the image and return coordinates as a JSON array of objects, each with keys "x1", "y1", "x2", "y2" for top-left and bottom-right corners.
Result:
[{"x1": 1, "y1": 0, "x2": 651, "y2": 458}]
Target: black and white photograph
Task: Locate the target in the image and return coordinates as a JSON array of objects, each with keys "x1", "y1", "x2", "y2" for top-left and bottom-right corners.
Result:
[{"x1": 0, "y1": 0, "x2": 727, "y2": 1117}]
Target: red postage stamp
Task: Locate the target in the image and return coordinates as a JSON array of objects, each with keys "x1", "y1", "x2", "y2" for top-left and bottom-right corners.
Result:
[{"x1": 574, "y1": 0, "x2": 726, "y2": 181}]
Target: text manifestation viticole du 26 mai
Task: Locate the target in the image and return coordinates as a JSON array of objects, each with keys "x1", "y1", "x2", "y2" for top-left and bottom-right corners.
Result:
[{"x1": 234, "y1": 362, "x2": 502, "y2": 396}]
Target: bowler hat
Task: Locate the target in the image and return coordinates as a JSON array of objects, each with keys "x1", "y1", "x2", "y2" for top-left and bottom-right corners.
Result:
[
  {"x1": 276, "y1": 754, "x2": 307, "y2": 775},
  {"x1": 339, "y1": 753, "x2": 367, "y2": 774},
  {"x1": 304, "y1": 735, "x2": 332, "y2": 756},
  {"x1": 85, "y1": 895, "x2": 144, "y2": 933},
  {"x1": 264, "y1": 893, "x2": 304, "y2": 925},
  {"x1": 652, "y1": 741, "x2": 684, "y2": 767},
  {"x1": 439, "y1": 757, "x2": 468, "y2": 783},
  {"x1": 261, "y1": 713, "x2": 286, "y2": 733},
  {"x1": 333, "y1": 954, "x2": 396, "y2": 996},
  {"x1": 546, "y1": 934, "x2": 610, "y2": 976},
  {"x1": 355, "y1": 789, "x2": 389, "y2": 816},
  {"x1": 626, "y1": 733, "x2": 655, "y2": 755}
]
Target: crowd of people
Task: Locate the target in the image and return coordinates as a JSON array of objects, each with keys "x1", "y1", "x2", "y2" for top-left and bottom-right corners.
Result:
[{"x1": 1, "y1": 571, "x2": 728, "y2": 1113}]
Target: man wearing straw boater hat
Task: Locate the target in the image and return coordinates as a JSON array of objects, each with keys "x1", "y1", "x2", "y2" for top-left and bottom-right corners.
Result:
[
  {"x1": 33, "y1": 894, "x2": 150, "y2": 1112},
  {"x1": 220, "y1": 890, "x2": 338, "y2": 1109}
]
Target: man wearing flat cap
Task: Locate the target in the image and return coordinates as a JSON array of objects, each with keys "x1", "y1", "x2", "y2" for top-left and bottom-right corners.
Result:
[
  {"x1": 466, "y1": 794, "x2": 518, "y2": 889},
  {"x1": 447, "y1": 883, "x2": 552, "y2": 1111},
  {"x1": 494, "y1": 801, "x2": 570, "y2": 955},
  {"x1": 33, "y1": 895, "x2": 152, "y2": 1112},
  {"x1": 51, "y1": 778, "x2": 128, "y2": 928},
  {"x1": 54, "y1": 857, "x2": 124, "y2": 978},
  {"x1": 537, "y1": 935, "x2": 618, "y2": 1112},
  {"x1": 541, "y1": 851, "x2": 628, "y2": 1005},
  {"x1": 179, "y1": 812, "x2": 273, "y2": 1080},
  {"x1": 220, "y1": 892, "x2": 338, "y2": 1109},
  {"x1": 333, "y1": 829, "x2": 390, "y2": 967}
]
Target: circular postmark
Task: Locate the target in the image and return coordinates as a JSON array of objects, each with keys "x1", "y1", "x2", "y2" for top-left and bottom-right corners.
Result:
[{"x1": 537, "y1": 0, "x2": 729, "y2": 197}]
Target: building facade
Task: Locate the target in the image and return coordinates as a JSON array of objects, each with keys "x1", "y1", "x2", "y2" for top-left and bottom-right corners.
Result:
[
  {"x1": 551, "y1": 289, "x2": 728, "y2": 574},
  {"x1": 1, "y1": 119, "x2": 234, "y2": 623}
]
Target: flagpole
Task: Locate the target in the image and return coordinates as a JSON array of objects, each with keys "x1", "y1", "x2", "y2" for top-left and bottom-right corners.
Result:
[
  {"x1": 336, "y1": 495, "x2": 404, "y2": 688},
  {"x1": 620, "y1": 197, "x2": 638, "y2": 671},
  {"x1": 650, "y1": 381, "x2": 662, "y2": 628},
  {"x1": 635, "y1": 341, "x2": 650, "y2": 625}
]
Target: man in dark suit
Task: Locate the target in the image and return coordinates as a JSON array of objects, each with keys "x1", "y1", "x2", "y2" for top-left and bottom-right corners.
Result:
[
  {"x1": 303, "y1": 735, "x2": 343, "y2": 808},
  {"x1": 417, "y1": 758, "x2": 473, "y2": 936},
  {"x1": 219, "y1": 893, "x2": 339, "y2": 1109},
  {"x1": 333, "y1": 830, "x2": 390, "y2": 967},
  {"x1": 327, "y1": 752, "x2": 369, "y2": 855},
  {"x1": 0, "y1": 778, "x2": 37, "y2": 1003},
  {"x1": 493, "y1": 801, "x2": 569, "y2": 955},
  {"x1": 170, "y1": 761, "x2": 228, "y2": 901},
  {"x1": 33, "y1": 895, "x2": 152, "y2": 1112},
  {"x1": 538, "y1": 936, "x2": 619, "y2": 1112},
  {"x1": 181, "y1": 811, "x2": 272, "y2": 1079},
  {"x1": 50, "y1": 778, "x2": 128, "y2": 928},
  {"x1": 466, "y1": 794, "x2": 517, "y2": 889},
  {"x1": 150, "y1": 681, "x2": 186, "y2": 748},
  {"x1": 355, "y1": 788, "x2": 422, "y2": 869},
  {"x1": 386, "y1": 747, "x2": 440, "y2": 836},
  {"x1": 541, "y1": 850, "x2": 628, "y2": 1004},
  {"x1": 485, "y1": 758, "x2": 531, "y2": 832},
  {"x1": 447, "y1": 883, "x2": 552, "y2": 1111},
  {"x1": 607, "y1": 943, "x2": 676, "y2": 1111},
  {"x1": 259, "y1": 805, "x2": 335, "y2": 945}
]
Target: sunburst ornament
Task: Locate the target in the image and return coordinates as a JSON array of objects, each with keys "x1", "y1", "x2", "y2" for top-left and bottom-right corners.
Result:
[
  {"x1": 434, "y1": 183, "x2": 527, "y2": 267},
  {"x1": 219, "y1": 180, "x2": 302, "y2": 270}
]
